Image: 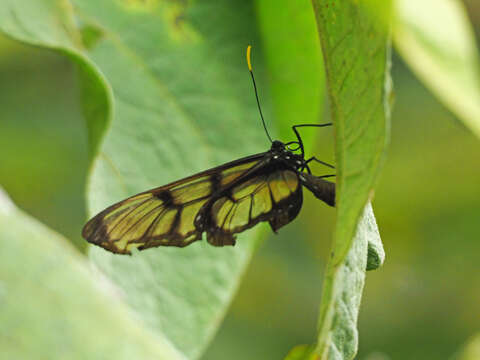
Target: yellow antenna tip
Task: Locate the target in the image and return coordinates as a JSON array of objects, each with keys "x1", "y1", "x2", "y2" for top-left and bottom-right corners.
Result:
[{"x1": 246, "y1": 45, "x2": 252, "y2": 71}]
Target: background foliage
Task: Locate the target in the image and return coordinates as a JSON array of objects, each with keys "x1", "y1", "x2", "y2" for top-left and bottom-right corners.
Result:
[{"x1": 1, "y1": 0, "x2": 479, "y2": 359}]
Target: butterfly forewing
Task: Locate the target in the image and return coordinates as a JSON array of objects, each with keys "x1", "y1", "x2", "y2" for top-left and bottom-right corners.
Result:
[{"x1": 82, "y1": 155, "x2": 265, "y2": 254}]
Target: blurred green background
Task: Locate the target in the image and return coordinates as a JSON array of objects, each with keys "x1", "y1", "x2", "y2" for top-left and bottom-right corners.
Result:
[{"x1": 1, "y1": 1, "x2": 479, "y2": 359}]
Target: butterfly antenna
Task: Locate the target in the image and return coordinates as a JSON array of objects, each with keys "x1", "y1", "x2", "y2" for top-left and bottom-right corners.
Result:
[{"x1": 247, "y1": 45, "x2": 273, "y2": 143}]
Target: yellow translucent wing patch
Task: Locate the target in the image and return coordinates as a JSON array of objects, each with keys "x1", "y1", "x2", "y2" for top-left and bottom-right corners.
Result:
[
  {"x1": 150, "y1": 209, "x2": 177, "y2": 237},
  {"x1": 107, "y1": 198, "x2": 161, "y2": 240},
  {"x1": 269, "y1": 171, "x2": 297, "y2": 203},
  {"x1": 220, "y1": 160, "x2": 259, "y2": 186},
  {"x1": 171, "y1": 178, "x2": 211, "y2": 202},
  {"x1": 102, "y1": 194, "x2": 151, "y2": 230},
  {"x1": 232, "y1": 177, "x2": 261, "y2": 200},
  {"x1": 228, "y1": 199, "x2": 251, "y2": 229},
  {"x1": 178, "y1": 199, "x2": 208, "y2": 236},
  {"x1": 251, "y1": 185, "x2": 272, "y2": 218}
]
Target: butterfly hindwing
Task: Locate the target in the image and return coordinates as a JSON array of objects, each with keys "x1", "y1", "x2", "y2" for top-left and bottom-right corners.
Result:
[{"x1": 200, "y1": 165, "x2": 303, "y2": 246}]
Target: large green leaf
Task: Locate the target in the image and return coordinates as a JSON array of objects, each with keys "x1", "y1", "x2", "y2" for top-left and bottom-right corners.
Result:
[
  {"x1": 1, "y1": 1, "x2": 270, "y2": 358},
  {"x1": 78, "y1": 2, "x2": 269, "y2": 358},
  {"x1": 0, "y1": 188, "x2": 184, "y2": 360},
  {"x1": 394, "y1": 0, "x2": 480, "y2": 138},
  {"x1": 311, "y1": 0, "x2": 391, "y2": 358}
]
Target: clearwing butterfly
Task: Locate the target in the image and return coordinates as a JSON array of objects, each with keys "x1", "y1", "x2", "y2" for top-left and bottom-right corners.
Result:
[{"x1": 82, "y1": 46, "x2": 336, "y2": 255}]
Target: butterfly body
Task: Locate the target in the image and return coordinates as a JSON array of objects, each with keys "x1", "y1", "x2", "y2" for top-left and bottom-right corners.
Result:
[{"x1": 82, "y1": 140, "x2": 335, "y2": 254}]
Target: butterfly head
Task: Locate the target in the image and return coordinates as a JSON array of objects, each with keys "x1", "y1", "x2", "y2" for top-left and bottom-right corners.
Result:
[
  {"x1": 271, "y1": 140, "x2": 285, "y2": 151},
  {"x1": 271, "y1": 140, "x2": 302, "y2": 155},
  {"x1": 270, "y1": 140, "x2": 306, "y2": 170}
]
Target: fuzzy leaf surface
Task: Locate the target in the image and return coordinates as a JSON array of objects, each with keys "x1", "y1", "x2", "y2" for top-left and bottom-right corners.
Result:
[{"x1": 311, "y1": 0, "x2": 391, "y2": 358}]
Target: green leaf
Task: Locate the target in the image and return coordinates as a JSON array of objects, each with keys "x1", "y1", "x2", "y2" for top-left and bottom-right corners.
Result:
[
  {"x1": 0, "y1": 0, "x2": 111, "y2": 160},
  {"x1": 394, "y1": 0, "x2": 480, "y2": 138},
  {"x1": 1, "y1": 1, "x2": 270, "y2": 358},
  {"x1": 311, "y1": 0, "x2": 391, "y2": 358},
  {"x1": 256, "y1": 0, "x2": 325, "y2": 146},
  {"x1": 315, "y1": 204, "x2": 381, "y2": 359},
  {"x1": 284, "y1": 345, "x2": 317, "y2": 360},
  {"x1": 0, "y1": 188, "x2": 185, "y2": 360},
  {"x1": 453, "y1": 334, "x2": 480, "y2": 360}
]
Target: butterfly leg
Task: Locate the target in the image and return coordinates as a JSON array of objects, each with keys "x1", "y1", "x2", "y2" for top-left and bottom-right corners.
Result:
[
  {"x1": 302, "y1": 163, "x2": 313, "y2": 174},
  {"x1": 291, "y1": 123, "x2": 333, "y2": 157},
  {"x1": 305, "y1": 156, "x2": 335, "y2": 169},
  {"x1": 317, "y1": 174, "x2": 336, "y2": 178},
  {"x1": 293, "y1": 123, "x2": 332, "y2": 129}
]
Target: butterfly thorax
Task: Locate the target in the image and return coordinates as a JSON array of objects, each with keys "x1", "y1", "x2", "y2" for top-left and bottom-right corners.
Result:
[{"x1": 269, "y1": 140, "x2": 305, "y2": 171}]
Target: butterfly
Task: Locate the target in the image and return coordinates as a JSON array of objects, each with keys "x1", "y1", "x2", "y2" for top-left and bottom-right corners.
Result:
[{"x1": 82, "y1": 46, "x2": 336, "y2": 255}]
